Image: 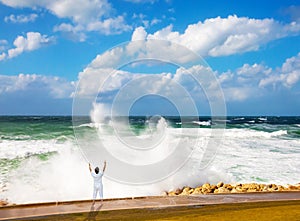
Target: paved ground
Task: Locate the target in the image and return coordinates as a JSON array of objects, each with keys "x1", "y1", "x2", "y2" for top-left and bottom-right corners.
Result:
[{"x1": 1, "y1": 191, "x2": 300, "y2": 220}]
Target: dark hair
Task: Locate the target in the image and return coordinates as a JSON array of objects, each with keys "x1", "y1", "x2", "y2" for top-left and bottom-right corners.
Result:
[{"x1": 95, "y1": 167, "x2": 99, "y2": 174}]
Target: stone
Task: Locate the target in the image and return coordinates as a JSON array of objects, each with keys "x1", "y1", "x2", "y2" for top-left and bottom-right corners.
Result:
[
  {"x1": 259, "y1": 184, "x2": 266, "y2": 191},
  {"x1": 235, "y1": 186, "x2": 243, "y2": 192},
  {"x1": 217, "y1": 182, "x2": 224, "y2": 188},
  {"x1": 224, "y1": 184, "x2": 233, "y2": 190},
  {"x1": 202, "y1": 183, "x2": 213, "y2": 194},
  {"x1": 188, "y1": 188, "x2": 194, "y2": 194},
  {"x1": 215, "y1": 187, "x2": 230, "y2": 194},
  {"x1": 277, "y1": 185, "x2": 285, "y2": 191},
  {"x1": 168, "y1": 191, "x2": 177, "y2": 196},
  {"x1": 180, "y1": 187, "x2": 191, "y2": 195},
  {"x1": 202, "y1": 183, "x2": 210, "y2": 189},
  {"x1": 0, "y1": 200, "x2": 8, "y2": 207},
  {"x1": 192, "y1": 187, "x2": 202, "y2": 195},
  {"x1": 161, "y1": 191, "x2": 168, "y2": 196},
  {"x1": 231, "y1": 188, "x2": 241, "y2": 193},
  {"x1": 287, "y1": 185, "x2": 298, "y2": 191},
  {"x1": 175, "y1": 188, "x2": 182, "y2": 195}
]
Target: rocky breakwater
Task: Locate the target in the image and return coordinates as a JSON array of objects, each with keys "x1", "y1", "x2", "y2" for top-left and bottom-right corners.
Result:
[
  {"x1": 0, "y1": 199, "x2": 9, "y2": 207},
  {"x1": 166, "y1": 182, "x2": 300, "y2": 196}
]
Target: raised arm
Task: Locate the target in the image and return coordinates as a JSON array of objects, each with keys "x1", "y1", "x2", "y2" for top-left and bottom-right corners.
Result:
[
  {"x1": 89, "y1": 163, "x2": 92, "y2": 172},
  {"x1": 102, "y1": 161, "x2": 107, "y2": 173}
]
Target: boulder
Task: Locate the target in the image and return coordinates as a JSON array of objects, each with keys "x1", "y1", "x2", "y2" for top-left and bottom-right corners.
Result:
[
  {"x1": 231, "y1": 188, "x2": 241, "y2": 193},
  {"x1": 259, "y1": 184, "x2": 266, "y2": 191},
  {"x1": 287, "y1": 185, "x2": 298, "y2": 191},
  {"x1": 161, "y1": 191, "x2": 168, "y2": 196},
  {"x1": 224, "y1": 184, "x2": 233, "y2": 190},
  {"x1": 188, "y1": 188, "x2": 194, "y2": 194},
  {"x1": 0, "y1": 200, "x2": 8, "y2": 207},
  {"x1": 192, "y1": 187, "x2": 202, "y2": 195},
  {"x1": 210, "y1": 185, "x2": 217, "y2": 191},
  {"x1": 175, "y1": 188, "x2": 182, "y2": 195},
  {"x1": 217, "y1": 182, "x2": 224, "y2": 188},
  {"x1": 202, "y1": 183, "x2": 213, "y2": 194},
  {"x1": 202, "y1": 183, "x2": 210, "y2": 189},
  {"x1": 180, "y1": 187, "x2": 191, "y2": 195},
  {"x1": 214, "y1": 187, "x2": 230, "y2": 194},
  {"x1": 168, "y1": 191, "x2": 177, "y2": 196}
]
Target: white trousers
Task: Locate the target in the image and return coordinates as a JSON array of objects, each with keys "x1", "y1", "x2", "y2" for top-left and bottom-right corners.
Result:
[{"x1": 93, "y1": 184, "x2": 103, "y2": 199}]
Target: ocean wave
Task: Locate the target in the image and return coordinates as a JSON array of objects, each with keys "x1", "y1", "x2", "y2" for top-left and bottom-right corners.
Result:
[
  {"x1": 192, "y1": 120, "x2": 211, "y2": 126},
  {"x1": 0, "y1": 135, "x2": 31, "y2": 141},
  {"x1": 258, "y1": 117, "x2": 267, "y2": 121},
  {"x1": 0, "y1": 139, "x2": 72, "y2": 160},
  {"x1": 224, "y1": 129, "x2": 288, "y2": 138},
  {"x1": 233, "y1": 117, "x2": 245, "y2": 120}
]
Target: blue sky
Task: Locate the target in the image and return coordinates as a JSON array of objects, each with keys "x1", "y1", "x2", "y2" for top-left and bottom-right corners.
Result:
[{"x1": 0, "y1": 0, "x2": 300, "y2": 116}]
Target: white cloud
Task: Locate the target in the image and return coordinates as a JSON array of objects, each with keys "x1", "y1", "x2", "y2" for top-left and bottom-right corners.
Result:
[
  {"x1": 6, "y1": 32, "x2": 55, "y2": 59},
  {"x1": 75, "y1": 36, "x2": 300, "y2": 104},
  {"x1": 0, "y1": 0, "x2": 131, "y2": 39},
  {"x1": 0, "y1": 52, "x2": 6, "y2": 61},
  {"x1": 53, "y1": 23, "x2": 87, "y2": 42},
  {"x1": 86, "y1": 16, "x2": 131, "y2": 35},
  {"x1": 0, "y1": 74, "x2": 75, "y2": 98},
  {"x1": 259, "y1": 52, "x2": 300, "y2": 88},
  {"x1": 131, "y1": 13, "x2": 161, "y2": 28},
  {"x1": 135, "y1": 15, "x2": 300, "y2": 57},
  {"x1": 222, "y1": 87, "x2": 255, "y2": 101},
  {"x1": 237, "y1": 63, "x2": 272, "y2": 76},
  {"x1": 131, "y1": 26, "x2": 147, "y2": 41},
  {"x1": 150, "y1": 18, "x2": 161, "y2": 26},
  {"x1": 0, "y1": 39, "x2": 8, "y2": 52},
  {"x1": 4, "y1": 13, "x2": 38, "y2": 23}
]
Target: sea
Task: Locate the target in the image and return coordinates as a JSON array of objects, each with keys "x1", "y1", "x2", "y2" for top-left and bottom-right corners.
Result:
[{"x1": 0, "y1": 116, "x2": 300, "y2": 204}]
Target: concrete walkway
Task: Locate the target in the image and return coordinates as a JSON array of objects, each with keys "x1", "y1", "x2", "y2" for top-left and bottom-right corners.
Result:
[{"x1": 1, "y1": 191, "x2": 300, "y2": 220}]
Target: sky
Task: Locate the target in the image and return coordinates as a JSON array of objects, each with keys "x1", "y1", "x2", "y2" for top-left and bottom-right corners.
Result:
[{"x1": 0, "y1": 0, "x2": 300, "y2": 116}]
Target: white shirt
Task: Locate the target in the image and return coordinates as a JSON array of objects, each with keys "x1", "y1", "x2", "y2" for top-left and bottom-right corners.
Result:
[{"x1": 91, "y1": 171, "x2": 103, "y2": 187}]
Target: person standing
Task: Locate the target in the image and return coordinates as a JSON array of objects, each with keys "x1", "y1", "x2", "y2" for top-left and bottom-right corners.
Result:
[{"x1": 89, "y1": 161, "x2": 106, "y2": 203}]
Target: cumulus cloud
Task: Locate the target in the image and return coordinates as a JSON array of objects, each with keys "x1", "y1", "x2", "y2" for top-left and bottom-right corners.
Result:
[
  {"x1": 0, "y1": 74, "x2": 75, "y2": 98},
  {"x1": 131, "y1": 27, "x2": 147, "y2": 41},
  {"x1": 0, "y1": 0, "x2": 131, "y2": 39},
  {"x1": 4, "y1": 32, "x2": 55, "y2": 59},
  {"x1": 135, "y1": 15, "x2": 300, "y2": 57},
  {"x1": 79, "y1": 48, "x2": 300, "y2": 104},
  {"x1": 4, "y1": 13, "x2": 38, "y2": 23},
  {"x1": 259, "y1": 52, "x2": 300, "y2": 88}
]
